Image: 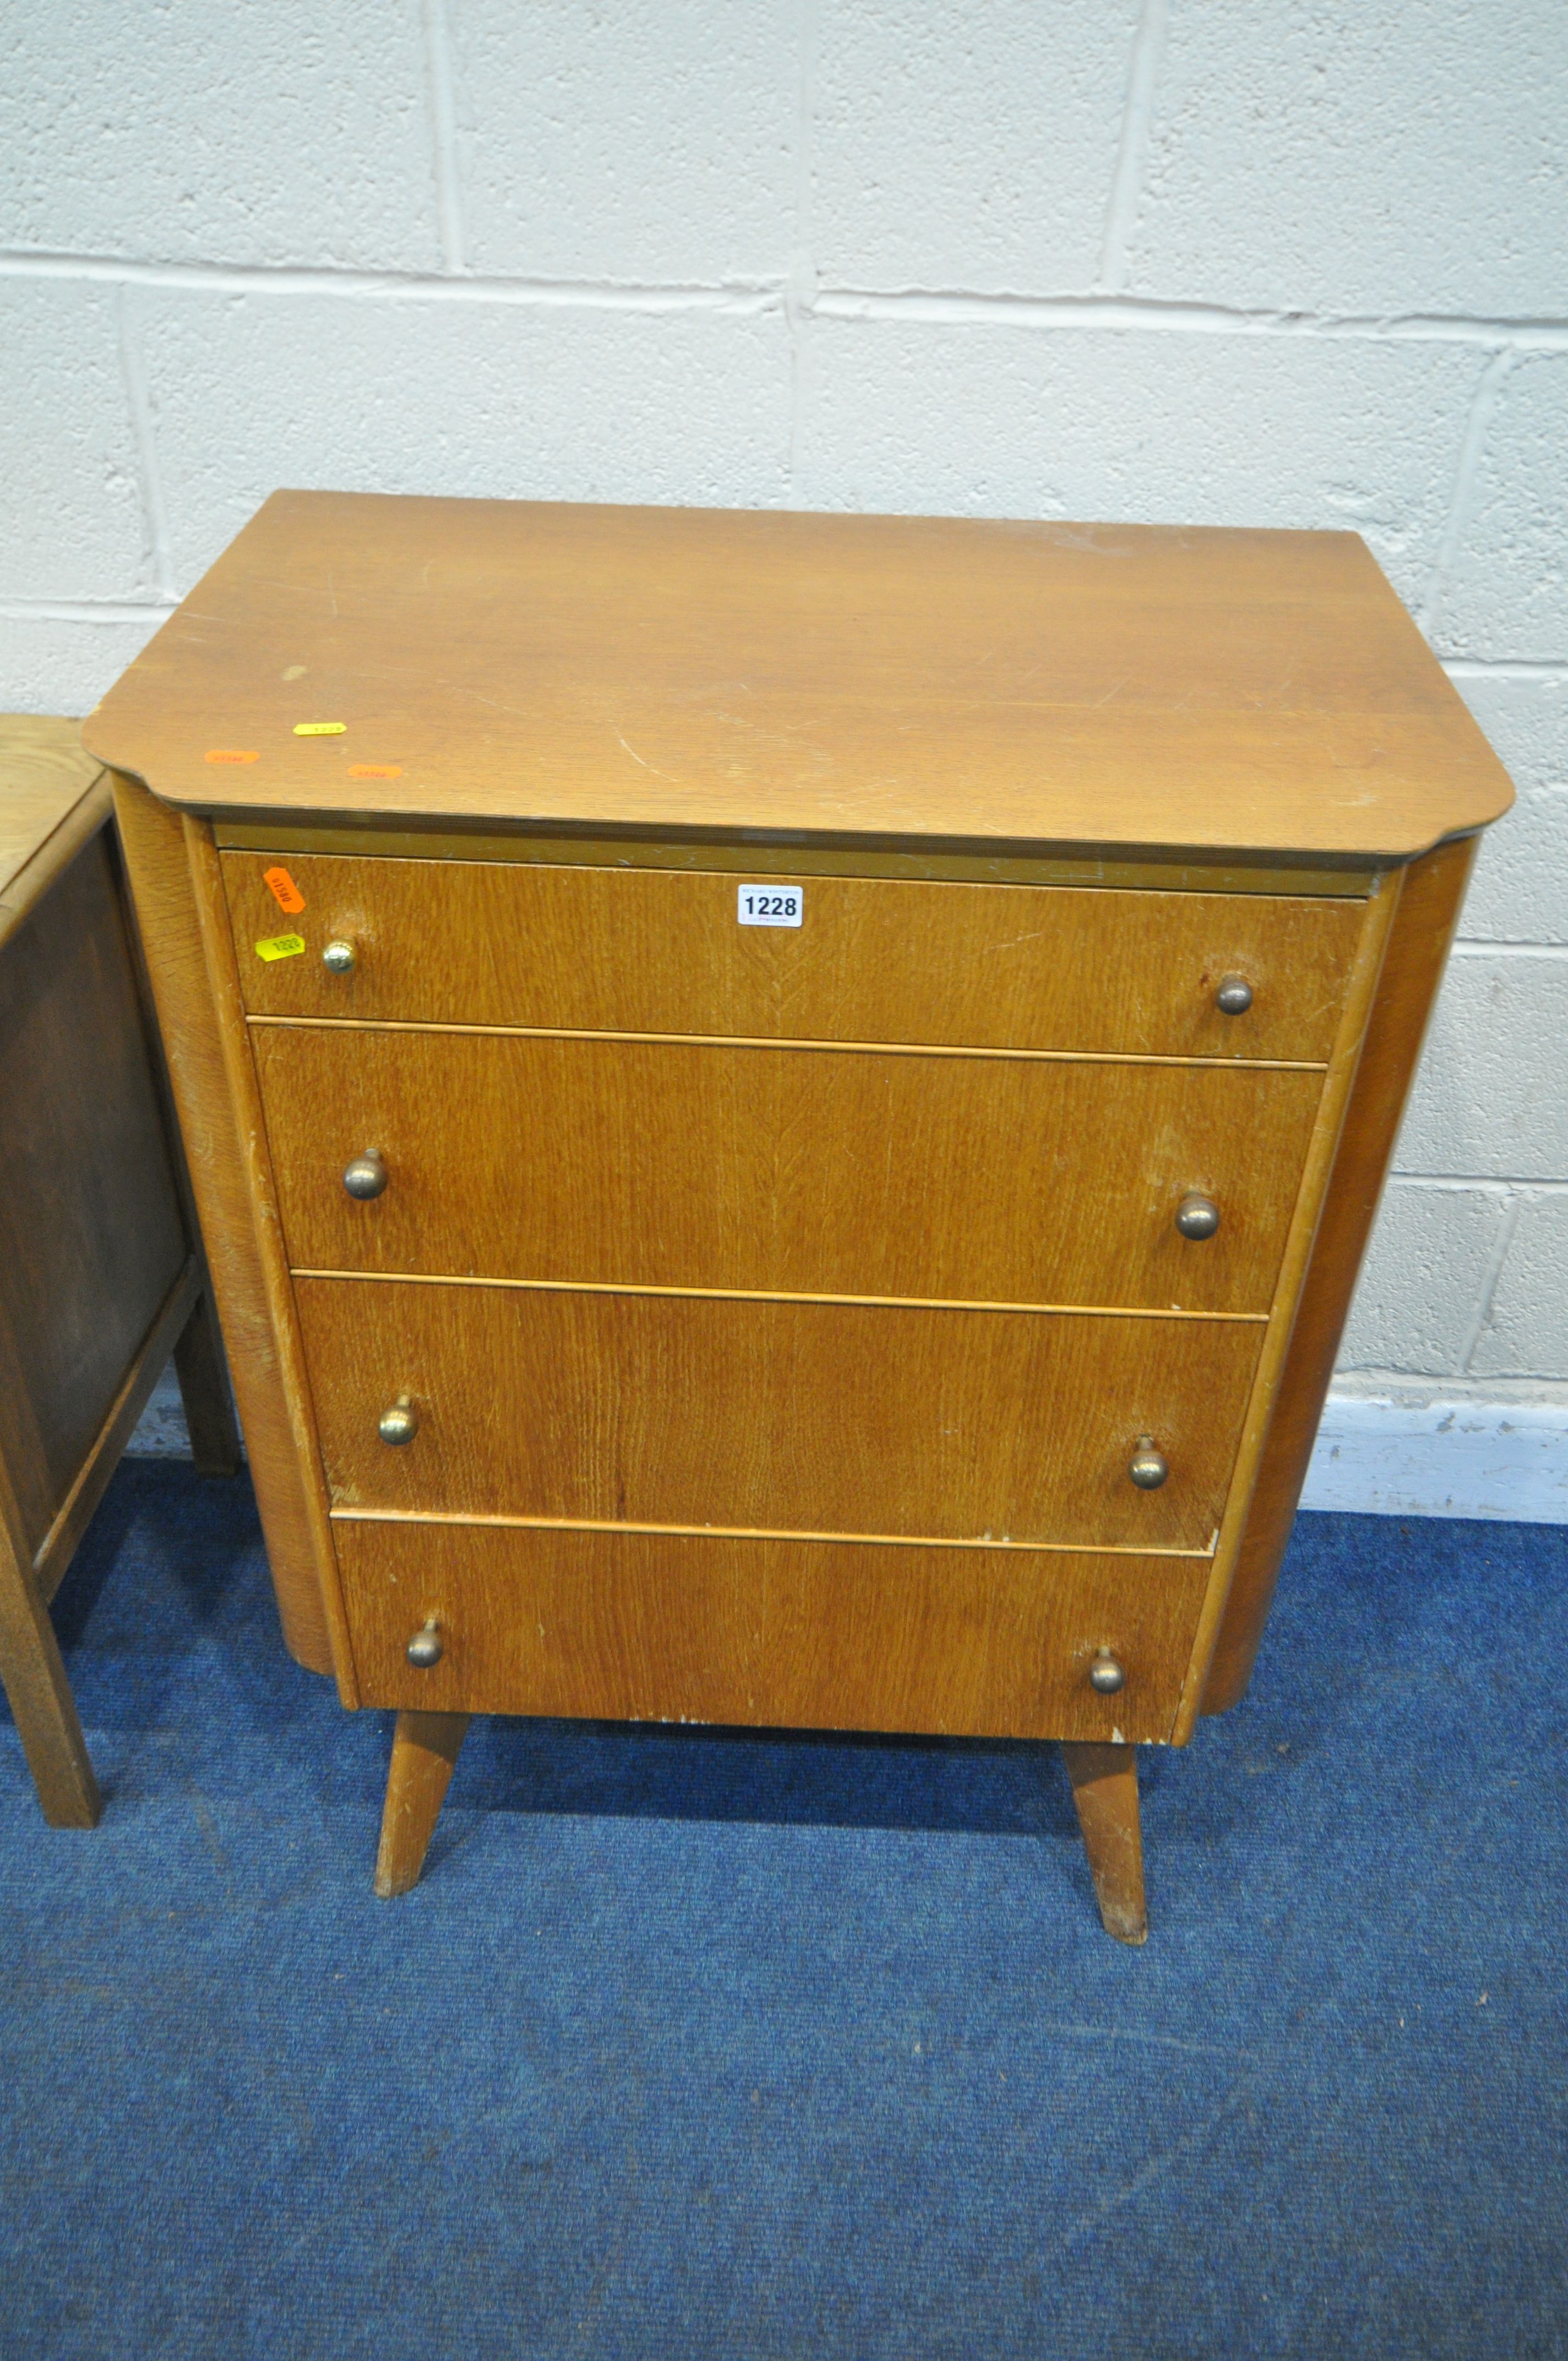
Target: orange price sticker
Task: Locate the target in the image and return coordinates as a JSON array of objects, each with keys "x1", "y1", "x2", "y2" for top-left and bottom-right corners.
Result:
[
  {"x1": 263, "y1": 866, "x2": 306, "y2": 916},
  {"x1": 205, "y1": 748, "x2": 260, "y2": 765},
  {"x1": 347, "y1": 763, "x2": 403, "y2": 780}
]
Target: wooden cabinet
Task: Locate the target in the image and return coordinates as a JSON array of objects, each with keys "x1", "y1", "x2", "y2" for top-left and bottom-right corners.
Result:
[
  {"x1": 0, "y1": 719, "x2": 238, "y2": 1827},
  {"x1": 85, "y1": 494, "x2": 1512, "y2": 1940}
]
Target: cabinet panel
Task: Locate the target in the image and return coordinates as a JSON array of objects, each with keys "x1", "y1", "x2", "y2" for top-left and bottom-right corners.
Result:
[
  {"x1": 297, "y1": 1277, "x2": 1261, "y2": 1550},
  {"x1": 0, "y1": 833, "x2": 188, "y2": 1547},
  {"x1": 335, "y1": 1517, "x2": 1207, "y2": 1743},
  {"x1": 225, "y1": 852, "x2": 1362, "y2": 1062},
  {"x1": 257, "y1": 1024, "x2": 1321, "y2": 1313}
]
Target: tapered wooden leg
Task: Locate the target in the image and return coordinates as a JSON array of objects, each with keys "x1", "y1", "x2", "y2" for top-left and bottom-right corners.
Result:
[
  {"x1": 171, "y1": 1285, "x2": 242, "y2": 1478},
  {"x1": 1061, "y1": 1741, "x2": 1146, "y2": 1946},
  {"x1": 374, "y1": 1709, "x2": 471, "y2": 1897},
  {"x1": 0, "y1": 1517, "x2": 101, "y2": 1828}
]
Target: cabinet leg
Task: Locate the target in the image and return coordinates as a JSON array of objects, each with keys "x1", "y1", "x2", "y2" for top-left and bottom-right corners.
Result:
[
  {"x1": 374, "y1": 1709, "x2": 471, "y2": 1897},
  {"x1": 1061, "y1": 1741, "x2": 1147, "y2": 1946},
  {"x1": 171, "y1": 1283, "x2": 242, "y2": 1478},
  {"x1": 0, "y1": 1520, "x2": 101, "y2": 1828}
]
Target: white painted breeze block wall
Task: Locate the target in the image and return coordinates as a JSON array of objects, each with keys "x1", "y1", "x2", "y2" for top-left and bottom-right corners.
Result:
[{"x1": 3, "y1": 3, "x2": 1565, "y2": 1515}]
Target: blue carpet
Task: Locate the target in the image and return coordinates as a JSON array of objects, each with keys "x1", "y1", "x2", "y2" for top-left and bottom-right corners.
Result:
[{"x1": 1, "y1": 1462, "x2": 1565, "y2": 2360}]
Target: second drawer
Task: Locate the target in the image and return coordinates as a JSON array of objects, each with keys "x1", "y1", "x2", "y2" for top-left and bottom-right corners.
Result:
[
  {"x1": 257, "y1": 1026, "x2": 1323, "y2": 1314},
  {"x1": 297, "y1": 1277, "x2": 1264, "y2": 1549}
]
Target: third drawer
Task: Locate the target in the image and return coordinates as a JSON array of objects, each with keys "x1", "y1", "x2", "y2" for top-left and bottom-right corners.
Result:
[{"x1": 296, "y1": 1276, "x2": 1264, "y2": 1550}]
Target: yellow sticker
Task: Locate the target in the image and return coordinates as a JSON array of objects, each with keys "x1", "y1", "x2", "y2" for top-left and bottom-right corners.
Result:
[
  {"x1": 293, "y1": 721, "x2": 346, "y2": 737},
  {"x1": 255, "y1": 933, "x2": 307, "y2": 962}
]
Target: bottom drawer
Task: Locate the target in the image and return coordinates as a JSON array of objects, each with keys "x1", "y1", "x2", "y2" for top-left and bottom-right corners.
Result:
[{"x1": 335, "y1": 1519, "x2": 1211, "y2": 1744}]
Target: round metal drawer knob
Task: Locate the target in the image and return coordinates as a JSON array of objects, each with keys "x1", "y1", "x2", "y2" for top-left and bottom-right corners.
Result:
[
  {"x1": 1088, "y1": 1650, "x2": 1126, "y2": 1696},
  {"x1": 406, "y1": 1620, "x2": 443, "y2": 1670},
  {"x1": 322, "y1": 939, "x2": 357, "y2": 975},
  {"x1": 343, "y1": 1151, "x2": 388, "y2": 1201},
  {"x1": 1216, "y1": 973, "x2": 1254, "y2": 1016},
  {"x1": 1129, "y1": 1437, "x2": 1169, "y2": 1490},
  {"x1": 1175, "y1": 1193, "x2": 1221, "y2": 1241},
  {"x1": 378, "y1": 1397, "x2": 419, "y2": 1446}
]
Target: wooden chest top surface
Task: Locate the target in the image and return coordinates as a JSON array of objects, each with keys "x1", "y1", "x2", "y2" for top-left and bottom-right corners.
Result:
[{"x1": 84, "y1": 493, "x2": 1511, "y2": 861}]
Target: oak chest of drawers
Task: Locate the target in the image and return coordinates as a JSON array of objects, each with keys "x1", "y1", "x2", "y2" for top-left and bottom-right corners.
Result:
[{"x1": 86, "y1": 494, "x2": 1512, "y2": 1941}]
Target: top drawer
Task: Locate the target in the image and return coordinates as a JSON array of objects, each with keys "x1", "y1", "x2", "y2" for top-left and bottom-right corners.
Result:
[{"x1": 222, "y1": 853, "x2": 1364, "y2": 1062}]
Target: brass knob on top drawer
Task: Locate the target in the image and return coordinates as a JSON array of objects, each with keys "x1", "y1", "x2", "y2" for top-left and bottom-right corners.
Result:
[
  {"x1": 343, "y1": 1150, "x2": 388, "y2": 1200},
  {"x1": 1175, "y1": 1193, "x2": 1221, "y2": 1241},
  {"x1": 1215, "y1": 973, "x2": 1254, "y2": 1015},
  {"x1": 1088, "y1": 1650, "x2": 1126, "y2": 1695},
  {"x1": 322, "y1": 939, "x2": 357, "y2": 975},
  {"x1": 406, "y1": 1620, "x2": 443, "y2": 1669},
  {"x1": 379, "y1": 1396, "x2": 419, "y2": 1446},
  {"x1": 1129, "y1": 1436, "x2": 1168, "y2": 1490}
]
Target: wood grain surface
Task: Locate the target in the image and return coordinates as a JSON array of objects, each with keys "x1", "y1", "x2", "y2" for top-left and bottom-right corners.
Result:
[
  {"x1": 0, "y1": 831, "x2": 188, "y2": 1552},
  {"x1": 0, "y1": 714, "x2": 101, "y2": 907},
  {"x1": 335, "y1": 1517, "x2": 1208, "y2": 1743},
  {"x1": 373, "y1": 1709, "x2": 470, "y2": 1897},
  {"x1": 0, "y1": 1449, "x2": 100, "y2": 1828},
  {"x1": 1202, "y1": 835, "x2": 1480, "y2": 1712},
  {"x1": 0, "y1": 746, "x2": 224, "y2": 1832},
  {"x1": 1061, "y1": 1743, "x2": 1147, "y2": 1943},
  {"x1": 84, "y1": 495, "x2": 1512, "y2": 857},
  {"x1": 183, "y1": 816, "x2": 360, "y2": 1696},
  {"x1": 215, "y1": 819, "x2": 1378, "y2": 901},
  {"x1": 110, "y1": 775, "x2": 337, "y2": 1678},
  {"x1": 32, "y1": 1262, "x2": 202, "y2": 1608},
  {"x1": 298, "y1": 1276, "x2": 1260, "y2": 1548},
  {"x1": 223, "y1": 851, "x2": 1360, "y2": 1064},
  {"x1": 254, "y1": 1024, "x2": 1321, "y2": 1315},
  {"x1": 1172, "y1": 868, "x2": 1404, "y2": 1738},
  {"x1": 170, "y1": 1286, "x2": 243, "y2": 1482}
]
